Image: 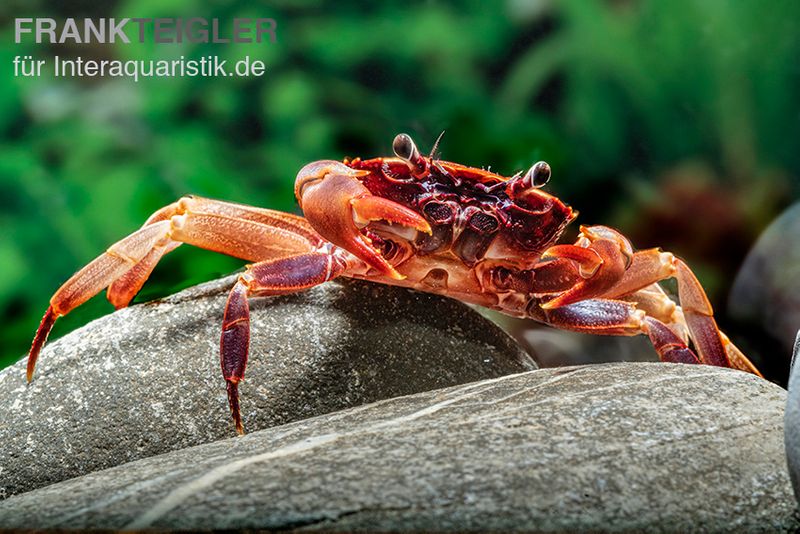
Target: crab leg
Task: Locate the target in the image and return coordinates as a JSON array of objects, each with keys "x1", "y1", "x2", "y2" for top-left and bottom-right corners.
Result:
[
  {"x1": 618, "y1": 283, "x2": 688, "y2": 343},
  {"x1": 107, "y1": 197, "x2": 320, "y2": 309},
  {"x1": 221, "y1": 251, "x2": 349, "y2": 434},
  {"x1": 671, "y1": 260, "x2": 759, "y2": 374},
  {"x1": 594, "y1": 245, "x2": 757, "y2": 374},
  {"x1": 28, "y1": 220, "x2": 173, "y2": 381},
  {"x1": 537, "y1": 298, "x2": 701, "y2": 365},
  {"x1": 27, "y1": 197, "x2": 323, "y2": 381},
  {"x1": 642, "y1": 316, "x2": 700, "y2": 365},
  {"x1": 537, "y1": 224, "x2": 759, "y2": 375}
]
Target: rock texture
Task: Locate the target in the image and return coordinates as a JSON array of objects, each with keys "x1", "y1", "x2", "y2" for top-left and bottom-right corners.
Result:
[
  {"x1": 0, "y1": 363, "x2": 793, "y2": 532},
  {"x1": 0, "y1": 276, "x2": 533, "y2": 499},
  {"x1": 785, "y1": 330, "x2": 800, "y2": 500}
]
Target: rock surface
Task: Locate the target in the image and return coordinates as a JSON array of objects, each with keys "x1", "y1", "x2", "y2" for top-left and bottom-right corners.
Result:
[
  {"x1": 0, "y1": 363, "x2": 793, "y2": 532},
  {"x1": 784, "y1": 330, "x2": 800, "y2": 500},
  {"x1": 0, "y1": 276, "x2": 533, "y2": 499},
  {"x1": 730, "y1": 202, "x2": 800, "y2": 359}
]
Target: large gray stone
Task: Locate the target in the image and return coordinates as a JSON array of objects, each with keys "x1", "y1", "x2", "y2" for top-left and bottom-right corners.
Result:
[
  {"x1": 784, "y1": 330, "x2": 800, "y2": 501},
  {"x1": 730, "y1": 202, "x2": 800, "y2": 358},
  {"x1": 0, "y1": 363, "x2": 792, "y2": 532},
  {"x1": 0, "y1": 276, "x2": 533, "y2": 499}
]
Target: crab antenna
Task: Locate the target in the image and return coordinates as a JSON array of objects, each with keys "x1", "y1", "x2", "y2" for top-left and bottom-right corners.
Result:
[
  {"x1": 429, "y1": 130, "x2": 446, "y2": 159},
  {"x1": 392, "y1": 133, "x2": 428, "y2": 176}
]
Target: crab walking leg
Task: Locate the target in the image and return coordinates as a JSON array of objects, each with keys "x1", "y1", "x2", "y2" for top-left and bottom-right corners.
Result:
[
  {"x1": 175, "y1": 196, "x2": 324, "y2": 247},
  {"x1": 537, "y1": 299, "x2": 701, "y2": 365},
  {"x1": 107, "y1": 197, "x2": 322, "y2": 310},
  {"x1": 27, "y1": 220, "x2": 173, "y2": 381},
  {"x1": 221, "y1": 251, "x2": 348, "y2": 434},
  {"x1": 145, "y1": 196, "x2": 321, "y2": 244},
  {"x1": 27, "y1": 199, "x2": 323, "y2": 382},
  {"x1": 539, "y1": 225, "x2": 759, "y2": 375},
  {"x1": 672, "y1": 260, "x2": 760, "y2": 375},
  {"x1": 598, "y1": 249, "x2": 759, "y2": 375},
  {"x1": 545, "y1": 245, "x2": 691, "y2": 347},
  {"x1": 104, "y1": 215, "x2": 313, "y2": 310}
]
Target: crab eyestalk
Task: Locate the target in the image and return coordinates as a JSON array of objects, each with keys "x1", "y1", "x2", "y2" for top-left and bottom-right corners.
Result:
[
  {"x1": 392, "y1": 133, "x2": 428, "y2": 177},
  {"x1": 295, "y1": 160, "x2": 431, "y2": 279},
  {"x1": 508, "y1": 161, "x2": 551, "y2": 196},
  {"x1": 525, "y1": 161, "x2": 551, "y2": 188},
  {"x1": 506, "y1": 161, "x2": 559, "y2": 209}
]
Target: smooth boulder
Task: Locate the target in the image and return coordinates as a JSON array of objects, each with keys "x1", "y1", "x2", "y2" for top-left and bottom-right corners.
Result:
[
  {"x1": 0, "y1": 363, "x2": 793, "y2": 532},
  {"x1": 784, "y1": 330, "x2": 800, "y2": 500},
  {"x1": 0, "y1": 276, "x2": 533, "y2": 499},
  {"x1": 730, "y1": 202, "x2": 800, "y2": 359}
]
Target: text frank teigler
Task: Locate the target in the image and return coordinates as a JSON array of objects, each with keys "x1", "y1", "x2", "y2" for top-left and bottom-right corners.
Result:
[{"x1": 12, "y1": 17, "x2": 276, "y2": 81}]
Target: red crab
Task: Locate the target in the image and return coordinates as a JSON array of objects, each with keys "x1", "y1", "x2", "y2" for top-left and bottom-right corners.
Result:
[{"x1": 26, "y1": 133, "x2": 761, "y2": 434}]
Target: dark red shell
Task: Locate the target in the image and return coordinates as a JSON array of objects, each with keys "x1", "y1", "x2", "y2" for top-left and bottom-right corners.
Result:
[{"x1": 348, "y1": 156, "x2": 576, "y2": 266}]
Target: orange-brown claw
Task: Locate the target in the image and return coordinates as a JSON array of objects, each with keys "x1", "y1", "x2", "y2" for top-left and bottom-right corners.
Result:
[
  {"x1": 540, "y1": 225, "x2": 634, "y2": 310},
  {"x1": 351, "y1": 196, "x2": 431, "y2": 235},
  {"x1": 296, "y1": 160, "x2": 429, "y2": 279},
  {"x1": 542, "y1": 244, "x2": 603, "y2": 277}
]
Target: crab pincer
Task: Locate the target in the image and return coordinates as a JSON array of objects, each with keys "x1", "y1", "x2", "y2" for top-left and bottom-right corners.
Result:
[{"x1": 295, "y1": 160, "x2": 431, "y2": 279}]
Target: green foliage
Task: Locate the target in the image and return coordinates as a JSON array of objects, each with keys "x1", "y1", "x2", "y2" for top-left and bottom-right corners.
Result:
[{"x1": 1, "y1": 0, "x2": 798, "y2": 369}]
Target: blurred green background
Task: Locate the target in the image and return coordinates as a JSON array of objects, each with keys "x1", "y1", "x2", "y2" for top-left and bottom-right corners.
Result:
[{"x1": 1, "y1": 1, "x2": 798, "y2": 380}]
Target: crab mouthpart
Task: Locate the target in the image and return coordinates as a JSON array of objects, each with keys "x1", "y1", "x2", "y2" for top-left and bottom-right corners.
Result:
[{"x1": 296, "y1": 160, "x2": 430, "y2": 279}]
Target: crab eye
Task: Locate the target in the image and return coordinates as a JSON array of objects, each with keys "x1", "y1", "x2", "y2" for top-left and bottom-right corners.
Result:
[
  {"x1": 392, "y1": 133, "x2": 427, "y2": 176},
  {"x1": 524, "y1": 161, "x2": 551, "y2": 188},
  {"x1": 393, "y1": 133, "x2": 416, "y2": 160}
]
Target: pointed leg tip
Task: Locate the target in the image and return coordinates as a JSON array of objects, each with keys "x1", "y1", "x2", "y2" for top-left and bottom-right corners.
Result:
[
  {"x1": 26, "y1": 350, "x2": 38, "y2": 382},
  {"x1": 26, "y1": 306, "x2": 58, "y2": 384},
  {"x1": 26, "y1": 354, "x2": 36, "y2": 382},
  {"x1": 226, "y1": 380, "x2": 246, "y2": 436}
]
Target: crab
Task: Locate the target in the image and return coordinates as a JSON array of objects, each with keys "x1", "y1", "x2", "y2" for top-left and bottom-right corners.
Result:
[{"x1": 26, "y1": 133, "x2": 761, "y2": 434}]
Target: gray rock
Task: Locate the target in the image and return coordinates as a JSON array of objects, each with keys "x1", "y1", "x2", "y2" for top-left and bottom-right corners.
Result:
[
  {"x1": 730, "y1": 202, "x2": 800, "y2": 356},
  {"x1": 0, "y1": 276, "x2": 533, "y2": 500},
  {"x1": 0, "y1": 363, "x2": 793, "y2": 532},
  {"x1": 785, "y1": 330, "x2": 800, "y2": 500}
]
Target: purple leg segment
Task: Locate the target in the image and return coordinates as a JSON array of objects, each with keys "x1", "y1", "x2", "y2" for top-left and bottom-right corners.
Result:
[{"x1": 220, "y1": 251, "x2": 347, "y2": 434}]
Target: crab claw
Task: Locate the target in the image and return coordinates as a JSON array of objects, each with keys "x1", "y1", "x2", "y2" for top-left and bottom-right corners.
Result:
[{"x1": 295, "y1": 160, "x2": 431, "y2": 279}]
